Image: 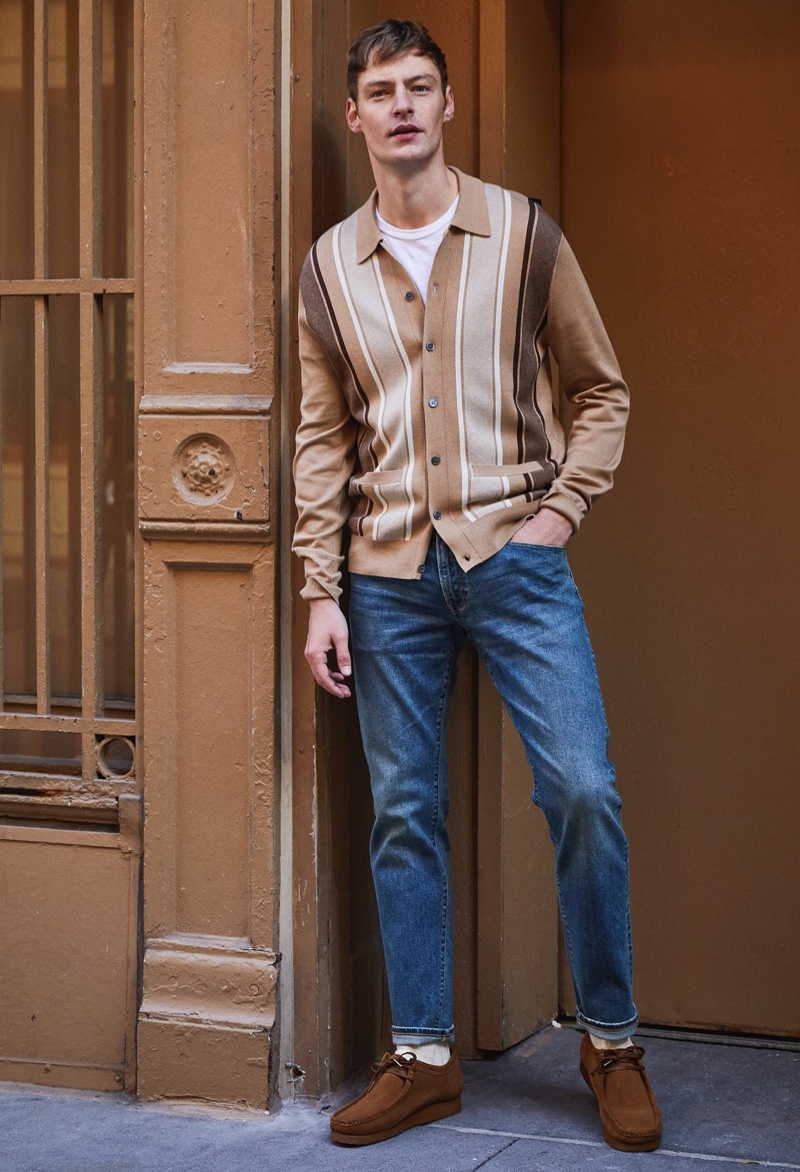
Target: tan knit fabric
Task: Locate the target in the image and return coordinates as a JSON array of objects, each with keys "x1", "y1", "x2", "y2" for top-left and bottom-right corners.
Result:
[{"x1": 293, "y1": 168, "x2": 629, "y2": 602}]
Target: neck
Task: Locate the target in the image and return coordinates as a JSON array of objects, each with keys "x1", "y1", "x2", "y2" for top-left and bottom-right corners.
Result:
[{"x1": 372, "y1": 156, "x2": 458, "y2": 229}]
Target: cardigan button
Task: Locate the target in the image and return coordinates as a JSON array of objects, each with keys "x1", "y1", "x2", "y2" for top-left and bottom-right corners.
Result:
[
  {"x1": 431, "y1": 456, "x2": 441, "y2": 466},
  {"x1": 425, "y1": 341, "x2": 435, "y2": 352},
  {"x1": 428, "y1": 398, "x2": 438, "y2": 408},
  {"x1": 433, "y1": 510, "x2": 442, "y2": 520},
  {"x1": 405, "y1": 290, "x2": 415, "y2": 301}
]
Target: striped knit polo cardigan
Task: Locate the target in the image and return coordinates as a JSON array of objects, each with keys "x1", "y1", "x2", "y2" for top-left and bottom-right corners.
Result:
[{"x1": 293, "y1": 168, "x2": 629, "y2": 602}]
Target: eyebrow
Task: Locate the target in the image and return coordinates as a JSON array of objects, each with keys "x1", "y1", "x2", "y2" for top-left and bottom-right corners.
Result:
[{"x1": 363, "y1": 73, "x2": 437, "y2": 89}]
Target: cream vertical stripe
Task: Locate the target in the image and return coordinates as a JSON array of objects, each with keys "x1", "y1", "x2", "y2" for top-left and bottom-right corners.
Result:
[
  {"x1": 494, "y1": 190, "x2": 513, "y2": 508},
  {"x1": 371, "y1": 256, "x2": 416, "y2": 540},
  {"x1": 332, "y1": 224, "x2": 391, "y2": 538},
  {"x1": 454, "y1": 235, "x2": 476, "y2": 522}
]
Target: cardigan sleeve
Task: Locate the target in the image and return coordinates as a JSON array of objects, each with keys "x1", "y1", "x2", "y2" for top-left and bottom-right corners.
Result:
[
  {"x1": 292, "y1": 287, "x2": 359, "y2": 602},
  {"x1": 539, "y1": 235, "x2": 630, "y2": 531}
]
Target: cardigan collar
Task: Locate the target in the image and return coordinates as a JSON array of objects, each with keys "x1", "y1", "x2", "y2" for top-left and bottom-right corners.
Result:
[{"x1": 355, "y1": 167, "x2": 491, "y2": 263}]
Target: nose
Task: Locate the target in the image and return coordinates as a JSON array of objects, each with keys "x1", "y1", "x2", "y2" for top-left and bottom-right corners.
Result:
[{"x1": 391, "y1": 85, "x2": 414, "y2": 117}]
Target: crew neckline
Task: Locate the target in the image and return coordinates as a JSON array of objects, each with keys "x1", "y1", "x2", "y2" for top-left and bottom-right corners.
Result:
[{"x1": 376, "y1": 195, "x2": 459, "y2": 240}]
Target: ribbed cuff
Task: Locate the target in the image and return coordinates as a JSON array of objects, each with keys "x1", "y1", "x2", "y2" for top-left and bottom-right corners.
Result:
[
  {"x1": 539, "y1": 491, "x2": 584, "y2": 533},
  {"x1": 300, "y1": 575, "x2": 341, "y2": 603}
]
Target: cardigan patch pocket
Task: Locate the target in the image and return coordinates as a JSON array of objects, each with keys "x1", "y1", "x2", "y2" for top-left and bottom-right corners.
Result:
[
  {"x1": 349, "y1": 467, "x2": 411, "y2": 542},
  {"x1": 471, "y1": 459, "x2": 543, "y2": 479},
  {"x1": 350, "y1": 468, "x2": 405, "y2": 495},
  {"x1": 349, "y1": 469, "x2": 409, "y2": 537},
  {"x1": 469, "y1": 459, "x2": 544, "y2": 510}
]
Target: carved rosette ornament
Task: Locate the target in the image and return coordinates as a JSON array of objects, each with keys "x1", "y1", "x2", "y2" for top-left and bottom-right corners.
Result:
[{"x1": 173, "y1": 434, "x2": 235, "y2": 503}]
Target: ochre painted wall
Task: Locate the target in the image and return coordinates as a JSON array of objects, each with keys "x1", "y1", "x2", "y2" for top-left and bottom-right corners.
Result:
[
  {"x1": 137, "y1": 0, "x2": 278, "y2": 1105},
  {"x1": 562, "y1": 0, "x2": 800, "y2": 1033}
]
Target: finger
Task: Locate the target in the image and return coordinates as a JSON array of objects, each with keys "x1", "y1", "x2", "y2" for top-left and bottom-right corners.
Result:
[
  {"x1": 316, "y1": 670, "x2": 351, "y2": 693},
  {"x1": 325, "y1": 659, "x2": 351, "y2": 696},
  {"x1": 331, "y1": 631, "x2": 352, "y2": 677},
  {"x1": 306, "y1": 650, "x2": 351, "y2": 698}
]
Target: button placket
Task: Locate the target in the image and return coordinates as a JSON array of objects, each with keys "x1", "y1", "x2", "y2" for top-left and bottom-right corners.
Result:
[{"x1": 421, "y1": 259, "x2": 447, "y2": 536}]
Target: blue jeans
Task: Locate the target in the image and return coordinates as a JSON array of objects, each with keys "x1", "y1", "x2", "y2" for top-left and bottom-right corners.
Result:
[{"x1": 349, "y1": 535, "x2": 637, "y2": 1046}]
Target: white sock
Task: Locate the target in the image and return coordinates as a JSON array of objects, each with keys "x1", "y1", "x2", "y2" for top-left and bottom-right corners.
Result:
[
  {"x1": 589, "y1": 1032, "x2": 634, "y2": 1050},
  {"x1": 394, "y1": 1041, "x2": 451, "y2": 1066}
]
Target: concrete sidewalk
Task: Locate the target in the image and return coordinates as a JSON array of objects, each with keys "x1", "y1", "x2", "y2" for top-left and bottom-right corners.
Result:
[{"x1": 1, "y1": 1026, "x2": 798, "y2": 1171}]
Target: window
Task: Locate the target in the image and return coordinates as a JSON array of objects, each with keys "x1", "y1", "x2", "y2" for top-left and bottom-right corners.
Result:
[{"x1": 0, "y1": 0, "x2": 135, "y2": 795}]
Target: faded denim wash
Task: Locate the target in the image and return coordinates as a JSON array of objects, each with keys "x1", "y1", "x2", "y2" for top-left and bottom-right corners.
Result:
[{"x1": 349, "y1": 535, "x2": 638, "y2": 1046}]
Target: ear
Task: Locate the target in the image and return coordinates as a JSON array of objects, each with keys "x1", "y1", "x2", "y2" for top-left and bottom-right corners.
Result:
[
  {"x1": 443, "y1": 85, "x2": 455, "y2": 124},
  {"x1": 345, "y1": 96, "x2": 362, "y2": 133}
]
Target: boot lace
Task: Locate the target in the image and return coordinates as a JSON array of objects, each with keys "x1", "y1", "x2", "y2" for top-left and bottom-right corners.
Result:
[
  {"x1": 600, "y1": 1044, "x2": 647, "y2": 1073},
  {"x1": 369, "y1": 1051, "x2": 416, "y2": 1087}
]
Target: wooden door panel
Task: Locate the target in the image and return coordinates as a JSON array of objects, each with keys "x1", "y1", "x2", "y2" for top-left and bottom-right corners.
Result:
[{"x1": 0, "y1": 801, "x2": 140, "y2": 1091}]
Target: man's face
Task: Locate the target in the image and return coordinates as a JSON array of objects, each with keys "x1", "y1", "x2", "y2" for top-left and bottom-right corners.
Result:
[{"x1": 346, "y1": 52, "x2": 454, "y2": 172}]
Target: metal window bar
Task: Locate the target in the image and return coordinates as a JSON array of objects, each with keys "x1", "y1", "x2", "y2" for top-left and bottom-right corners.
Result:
[
  {"x1": 79, "y1": 0, "x2": 103, "y2": 776},
  {"x1": 0, "y1": 389, "x2": 3, "y2": 720},
  {"x1": 34, "y1": 3, "x2": 49, "y2": 278},
  {"x1": 0, "y1": 0, "x2": 135, "y2": 787},
  {"x1": 33, "y1": 3, "x2": 51, "y2": 709},
  {"x1": 34, "y1": 295, "x2": 50, "y2": 712},
  {"x1": 0, "y1": 383, "x2": 2, "y2": 716}
]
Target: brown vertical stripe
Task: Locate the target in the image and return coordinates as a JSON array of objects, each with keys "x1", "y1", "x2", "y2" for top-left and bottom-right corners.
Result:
[
  {"x1": 305, "y1": 246, "x2": 378, "y2": 495},
  {"x1": 512, "y1": 200, "x2": 538, "y2": 462},
  {"x1": 513, "y1": 203, "x2": 562, "y2": 473}
]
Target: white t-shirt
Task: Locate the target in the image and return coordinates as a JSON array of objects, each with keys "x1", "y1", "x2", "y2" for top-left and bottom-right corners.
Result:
[{"x1": 376, "y1": 195, "x2": 459, "y2": 303}]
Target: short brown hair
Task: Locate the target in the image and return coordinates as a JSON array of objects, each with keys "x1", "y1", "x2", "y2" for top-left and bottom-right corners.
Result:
[{"x1": 347, "y1": 20, "x2": 448, "y2": 102}]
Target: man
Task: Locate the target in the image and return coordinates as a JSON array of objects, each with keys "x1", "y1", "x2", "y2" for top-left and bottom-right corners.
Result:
[{"x1": 293, "y1": 19, "x2": 662, "y2": 1153}]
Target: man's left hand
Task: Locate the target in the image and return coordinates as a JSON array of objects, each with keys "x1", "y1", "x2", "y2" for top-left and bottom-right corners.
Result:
[{"x1": 510, "y1": 507, "x2": 573, "y2": 547}]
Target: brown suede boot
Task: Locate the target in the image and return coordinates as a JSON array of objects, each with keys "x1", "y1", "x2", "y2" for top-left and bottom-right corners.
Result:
[
  {"x1": 330, "y1": 1050, "x2": 463, "y2": 1146},
  {"x1": 579, "y1": 1032, "x2": 662, "y2": 1152}
]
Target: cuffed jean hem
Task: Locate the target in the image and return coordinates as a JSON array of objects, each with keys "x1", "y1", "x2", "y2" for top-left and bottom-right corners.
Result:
[
  {"x1": 578, "y1": 1012, "x2": 639, "y2": 1043},
  {"x1": 392, "y1": 1027, "x2": 455, "y2": 1046}
]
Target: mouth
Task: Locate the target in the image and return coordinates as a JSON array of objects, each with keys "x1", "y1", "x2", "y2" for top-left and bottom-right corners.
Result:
[{"x1": 390, "y1": 124, "x2": 422, "y2": 138}]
